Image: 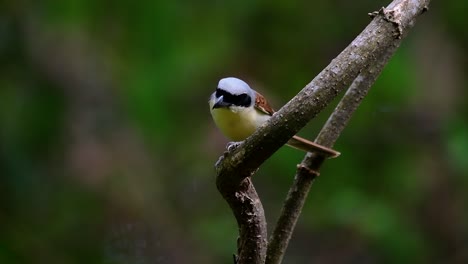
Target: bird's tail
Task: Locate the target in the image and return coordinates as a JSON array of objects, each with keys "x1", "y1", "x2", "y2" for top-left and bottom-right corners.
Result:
[{"x1": 287, "y1": 135, "x2": 340, "y2": 158}]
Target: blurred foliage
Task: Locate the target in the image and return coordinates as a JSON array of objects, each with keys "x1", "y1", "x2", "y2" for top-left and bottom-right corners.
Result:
[{"x1": 1, "y1": 0, "x2": 467, "y2": 263}]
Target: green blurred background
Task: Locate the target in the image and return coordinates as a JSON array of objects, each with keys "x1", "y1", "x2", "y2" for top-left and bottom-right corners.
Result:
[{"x1": 1, "y1": 0, "x2": 467, "y2": 263}]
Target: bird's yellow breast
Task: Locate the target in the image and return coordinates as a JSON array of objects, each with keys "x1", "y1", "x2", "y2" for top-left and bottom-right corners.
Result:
[{"x1": 210, "y1": 106, "x2": 270, "y2": 141}]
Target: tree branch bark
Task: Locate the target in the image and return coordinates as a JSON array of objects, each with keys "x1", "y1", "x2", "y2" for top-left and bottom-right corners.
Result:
[
  {"x1": 215, "y1": 0, "x2": 430, "y2": 263},
  {"x1": 265, "y1": 37, "x2": 402, "y2": 264}
]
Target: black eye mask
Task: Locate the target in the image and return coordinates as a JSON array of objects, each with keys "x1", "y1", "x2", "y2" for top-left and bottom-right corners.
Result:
[{"x1": 216, "y1": 88, "x2": 252, "y2": 107}]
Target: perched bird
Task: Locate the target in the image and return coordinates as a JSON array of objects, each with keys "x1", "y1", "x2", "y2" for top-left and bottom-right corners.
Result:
[{"x1": 209, "y1": 77, "x2": 340, "y2": 158}]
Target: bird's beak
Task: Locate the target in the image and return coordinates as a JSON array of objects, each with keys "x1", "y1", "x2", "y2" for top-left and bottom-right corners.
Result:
[{"x1": 212, "y1": 95, "x2": 230, "y2": 109}]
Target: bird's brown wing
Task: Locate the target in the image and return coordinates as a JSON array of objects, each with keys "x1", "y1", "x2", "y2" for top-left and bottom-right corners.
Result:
[{"x1": 254, "y1": 91, "x2": 275, "y2": 116}]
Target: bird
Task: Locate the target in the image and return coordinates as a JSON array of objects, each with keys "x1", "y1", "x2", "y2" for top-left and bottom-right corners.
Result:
[{"x1": 209, "y1": 77, "x2": 340, "y2": 158}]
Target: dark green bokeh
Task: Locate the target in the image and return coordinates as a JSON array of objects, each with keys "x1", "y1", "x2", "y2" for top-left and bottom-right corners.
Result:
[{"x1": 1, "y1": 1, "x2": 467, "y2": 263}]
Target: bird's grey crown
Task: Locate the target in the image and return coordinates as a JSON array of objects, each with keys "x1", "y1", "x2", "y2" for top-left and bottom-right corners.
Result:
[{"x1": 218, "y1": 77, "x2": 255, "y2": 99}]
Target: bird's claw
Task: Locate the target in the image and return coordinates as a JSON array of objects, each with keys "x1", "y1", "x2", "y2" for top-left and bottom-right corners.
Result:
[
  {"x1": 215, "y1": 141, "x2": 243, "y2": 169},
  {"x1": 215, "y1": 155, "x2": 224, "y2": 169},
  {"x1": 226, "y1": 141, "x2": 242, "y2": 152}
]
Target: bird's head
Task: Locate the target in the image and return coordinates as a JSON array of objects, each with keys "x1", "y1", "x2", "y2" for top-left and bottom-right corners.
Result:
[{"x1": 211, "y1": 77, "x2": 255, "y2": 109}]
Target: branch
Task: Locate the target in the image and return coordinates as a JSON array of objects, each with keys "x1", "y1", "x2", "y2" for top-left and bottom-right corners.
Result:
[
  {"x1": 215, "y1": 0, "x2": 430, "y2": 263},
  {"x1": 265, "y1": 35, "x2": 402, "y2": 264}
]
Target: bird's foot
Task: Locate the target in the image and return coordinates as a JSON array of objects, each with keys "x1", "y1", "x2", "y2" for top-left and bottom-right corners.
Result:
[
  {"x1": 226, "y1": 141, "x2": 242, "y2": 152},
  {"x1": 215, "y1": 141, "x2": 243, "y2": 169}
]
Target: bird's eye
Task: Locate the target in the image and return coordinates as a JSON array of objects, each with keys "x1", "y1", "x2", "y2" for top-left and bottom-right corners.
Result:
[{"x1": 234, "y1": 93, "x2": 251, "y2": 107}]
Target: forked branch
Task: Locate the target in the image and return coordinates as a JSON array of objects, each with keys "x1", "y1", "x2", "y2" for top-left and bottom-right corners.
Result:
[{"x1": 215, "y1": 0, "x2": 430, "y2": 263}]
